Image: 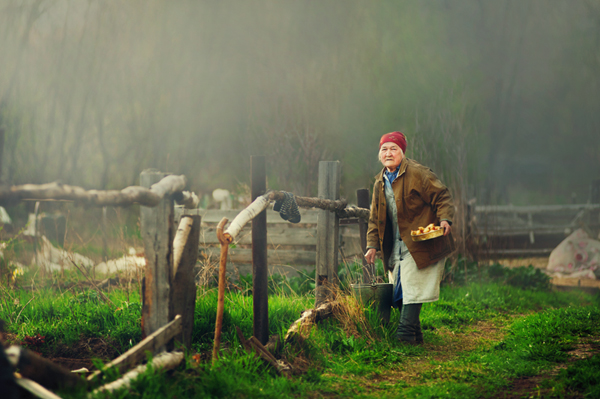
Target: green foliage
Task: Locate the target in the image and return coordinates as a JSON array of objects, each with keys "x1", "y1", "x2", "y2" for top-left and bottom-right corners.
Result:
[
  {"x1": 237, "y1": 269, "x2": 316, "y2": 297},
  {"x1": 557, "y1": 354, "x2": 600, "y2": 397},
  {"x1": 2, "y1": 280, "x2": 598, "y2": 398},
  {"x1": 495, "y1": 307, "x2": 600, "y2": 363},
  {"x1": 488, "y1": 263, "x2": 552, "y2": 291},
  {"x1": 444, "y1": 258, "x2": 551, "y2": 292},
  {"x1": 0, "y1": 287, "x2": 141, "y2": 353},
  {"x1": 338, "y1": 259, "x2": 386, "y2": 289}
]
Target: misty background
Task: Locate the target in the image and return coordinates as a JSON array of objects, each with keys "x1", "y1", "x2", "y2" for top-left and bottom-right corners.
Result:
[{"x1": 0, "y1": 0, "x2": 598, "y2": 209}]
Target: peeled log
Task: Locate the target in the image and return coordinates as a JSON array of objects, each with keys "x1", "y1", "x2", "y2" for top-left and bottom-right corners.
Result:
[
  {"x1": 0, "y1": 174, "x2": 194, "y2": 208},
  {"x1": 172, "y1": 217, "x2": 193, "y2": 278},
  {"x1": 284, "y1": 301, "x2": 338, "y2": 344},
  {"x1": 93, "y1": 351, "x2": 184, "y2": 395},
  {"x1": 223, "y1": 195, "x2": 270, "y2": 242},
  {"x1": 149, "y1": 175, "x2": 187, "y2": 198}
]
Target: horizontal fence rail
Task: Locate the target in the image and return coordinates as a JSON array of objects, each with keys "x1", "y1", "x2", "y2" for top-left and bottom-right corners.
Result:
[
  {"x1": 469, "y1": 203, "x2": 600, "y2": 257},
  {"x1": 0, "y1": 174, "x2": 198, "y2": 208}
]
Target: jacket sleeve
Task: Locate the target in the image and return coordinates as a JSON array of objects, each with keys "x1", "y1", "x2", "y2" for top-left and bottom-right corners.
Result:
[
  {"x1": 420, "y1": 169, "x2": 455, "y2": 223},
  {"x1": 366, "y1": 182, "x2": 381, "y2": 250}
]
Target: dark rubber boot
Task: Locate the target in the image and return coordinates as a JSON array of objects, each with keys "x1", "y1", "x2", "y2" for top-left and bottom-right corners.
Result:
[
  {"x1": 415, "y1": 325, "x2": 424, "y2": 345},
  {"x1": 396, "y1": 303, "x2": 423, "y2": 345}
]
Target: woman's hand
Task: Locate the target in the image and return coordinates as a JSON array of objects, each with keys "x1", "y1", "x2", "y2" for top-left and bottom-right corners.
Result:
[
  {"x1": 441, "y1": 220, "x2": 451, "y2": 236},
  {"x1": 364, "y1": 248, "x2": 377, "y2": 264}
]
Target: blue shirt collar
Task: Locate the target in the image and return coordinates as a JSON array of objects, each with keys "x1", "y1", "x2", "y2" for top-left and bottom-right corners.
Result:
[{"x1": 383, "y1": 163, "x2": 401, "y2": 184}]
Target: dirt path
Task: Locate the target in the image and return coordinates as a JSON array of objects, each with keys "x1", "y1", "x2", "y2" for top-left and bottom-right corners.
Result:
[
  {"x1": 341, "y1": 317, "x2": 599, "y2": 398},
  {"x1": 489, "y1": 336, "x2": 600, "y2": 399}
]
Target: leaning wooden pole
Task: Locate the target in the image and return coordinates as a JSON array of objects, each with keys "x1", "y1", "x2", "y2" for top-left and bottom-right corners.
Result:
[
  {"x1": 212, "y1": 217, "x2": 229, "y2": 365},
  {"x1": 170, "y1": 215, "x2": 200, "y2": 349},
  {"x1": 251, "y1": 156, "x2": 269, "y2": 345}
]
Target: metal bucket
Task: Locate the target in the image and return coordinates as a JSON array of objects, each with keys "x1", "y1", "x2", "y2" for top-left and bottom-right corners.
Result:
[{"x1": 350, "y1": 283, "x2": 393, "y2": 324}]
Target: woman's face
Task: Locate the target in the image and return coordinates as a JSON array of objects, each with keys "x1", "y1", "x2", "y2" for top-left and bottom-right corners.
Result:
[{"x1": 379, "y1": 143, "x2": 404, "y2": 171}]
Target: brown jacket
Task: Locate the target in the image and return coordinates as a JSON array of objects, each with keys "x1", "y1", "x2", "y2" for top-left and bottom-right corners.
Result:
[{"x1": 366, "y1": 158, "x2": 456, "y2": 272}]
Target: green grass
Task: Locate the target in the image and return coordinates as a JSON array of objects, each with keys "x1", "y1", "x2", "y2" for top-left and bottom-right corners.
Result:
[
  {"x1": 0, "y1": 286, "x2": 141, "y2": 353},
  {"x1": 1, "y1": 269, "x2": 599, "y2": 398}
]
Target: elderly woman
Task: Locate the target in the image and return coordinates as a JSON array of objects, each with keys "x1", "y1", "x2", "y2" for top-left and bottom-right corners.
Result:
[{"x1": 364, "y1": 131, "x2": 455, "y2": 345}]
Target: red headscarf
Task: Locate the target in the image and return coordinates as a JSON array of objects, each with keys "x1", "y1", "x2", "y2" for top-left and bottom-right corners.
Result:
[{"x1": 379, "y1": 131, "x2": 407, "y2": 153}]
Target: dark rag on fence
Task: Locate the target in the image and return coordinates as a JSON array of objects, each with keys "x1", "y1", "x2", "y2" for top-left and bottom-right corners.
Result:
[{"x1": 273, "y1": 192, "x2": 301, "y2": 223}]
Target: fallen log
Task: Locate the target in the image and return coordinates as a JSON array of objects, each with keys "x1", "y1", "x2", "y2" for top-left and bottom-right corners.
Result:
[
  {"x1": 284, "y1": 301, "x2": 338, "y2": 344},
  {"x1": 92, "y1": 351, "x2": 184, "y2": 395},
  {"x1": 4, "y1": 346, "x2": 85, "y2": 391},
  {"x1": 87, "y1": 315, "x2": 182, "y2": 382},
  {"x1": 234, "y1": 327, "x2": 291, "y2": 376}
]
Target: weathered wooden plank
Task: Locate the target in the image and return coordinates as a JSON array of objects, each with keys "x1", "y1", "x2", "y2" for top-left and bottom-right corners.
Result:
[
  {"x1": 140, "y1": 170, "x2": 174, "y2": 339},
  {"x1": 476, "y1": 227, "x2": 573, "y2": 236},
  {"x1": 550, "y1": 277, "x2": 600, "y2": 289},
  {"x1": 204, "y1": 247, "x2": 317, "y2": 265},
  {"x1": 201, "y1": 226, "x2": 317, "y2": 245},
  {"x1": 315, "y1": 161, "x2": 340, "y2": 306},
  {"x1": 197, "y1": 209, "x2": 319, "y2": 224}
]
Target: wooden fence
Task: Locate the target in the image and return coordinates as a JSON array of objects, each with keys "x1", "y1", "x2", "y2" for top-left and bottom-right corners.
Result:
[
  {"x1": 468, "y1": 202, "x2": 600, "y2": 257},
  {"x1": 0, "y1": 169, "x2": 201, "y2": 350},
  {"x1": 178, "y1": 208, "x2": 363, "y2": 279}
]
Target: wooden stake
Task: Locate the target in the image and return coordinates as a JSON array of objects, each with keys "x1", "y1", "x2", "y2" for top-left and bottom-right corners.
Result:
[
  {"x1": 357, "y1": 189, "x2": 374, "y2": 283},
  {"x1": 212, "y1": 217, "x2": 229, "y2": 365},
  {"x1": 140, "y1": 170, "x2": 174, "y2": 339},
  {"x1": 251, "y1": 155, "x2": 269, "y2": 345},
  {"x1": 315, "y1": 161, "x2": 341, "y2": 306}
]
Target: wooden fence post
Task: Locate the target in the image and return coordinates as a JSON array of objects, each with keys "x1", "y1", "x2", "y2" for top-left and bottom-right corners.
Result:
[
  {"x1": 251, "y1": 155, "x2": 269, "y2": 344},
  {"x1": 315, "y1": 161, "x2": 341, "y2": 306},
  {"x1": 140, "y1": 169, "x2": 174, "y2": 338},
  {"x1": 170, "y1": 214, "x2": 200, "y2": 349},
  {"x1": 357, "y1": 189, "x2": 374, "y2": 283}
]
